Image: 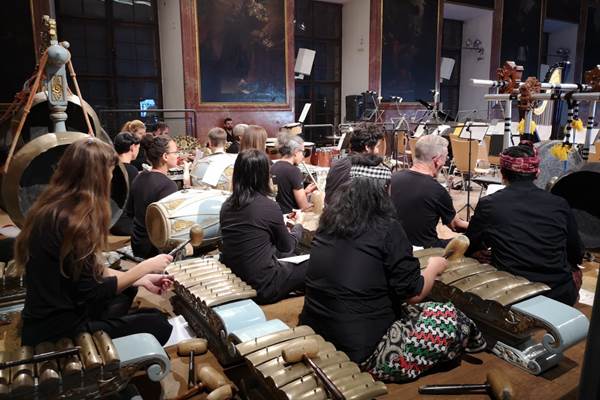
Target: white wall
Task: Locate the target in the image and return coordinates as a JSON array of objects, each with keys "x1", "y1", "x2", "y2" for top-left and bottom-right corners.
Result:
[
  {"x1": 340, "y1": 0, "x2": 370, "y2": 121},
  {"x1": 157, "y1": 0, "x2": 186, "y2": 136},
  {"x1": 457, "y1": 10, "x2": 493, "y2": 119}
]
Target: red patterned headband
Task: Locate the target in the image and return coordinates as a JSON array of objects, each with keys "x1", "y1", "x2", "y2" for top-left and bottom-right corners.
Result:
[{"x1": 499, "y1": 153, "x2": 540, "y2": 174}]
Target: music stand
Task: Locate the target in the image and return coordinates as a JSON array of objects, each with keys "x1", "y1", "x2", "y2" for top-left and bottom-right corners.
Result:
[{"x1": 456, "y1": 124, "x2": 488, "y2": 220}]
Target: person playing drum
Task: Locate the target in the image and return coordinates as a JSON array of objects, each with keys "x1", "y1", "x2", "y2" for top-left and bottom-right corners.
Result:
[{"x1": 16, "y1": 137, "x2": 174, "y2": 346}]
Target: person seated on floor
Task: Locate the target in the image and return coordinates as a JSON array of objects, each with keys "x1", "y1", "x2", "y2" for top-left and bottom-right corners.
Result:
[
  {"x1": 299, "y1": 161, "x2": 485, "y2": 382},
  {"x1": 16, "y1": 137, "x2": 174, "y2": 346},
  {"x1": 325, "y1": 125, "x2": 384, "y2": 204},
  {"x1": 121, "y1": 119, "x2": 147, "y2": 171},
  {"x1": 391, "y1": 135, "x2": 468, "y2": 248},
  {"x1": 466, "y1": 143, "x2": 585, "y2": 306},
  {"x1": 226, "y1": 123, "x2": 247, "y2": 154},
  {"x1": 129, "y1": 135, "x2": 179, "y2": 259},
  {"x1": 271, "y1": 132, "x2": 316, "y2": 213},
  {"x1": 110, "y1": 132, "x2": 141, "y2": 236},
  {"x1": 220, "y1": 149, "x2": 307, "y2": 304},
  {"x1": 190, "y1": 127, "x2": 237, "y2": 188}
]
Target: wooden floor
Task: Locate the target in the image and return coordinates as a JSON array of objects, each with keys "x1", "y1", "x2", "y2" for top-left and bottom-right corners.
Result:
[{"x1": 1, "y1": 181, "x2": 598, "y2": 399}]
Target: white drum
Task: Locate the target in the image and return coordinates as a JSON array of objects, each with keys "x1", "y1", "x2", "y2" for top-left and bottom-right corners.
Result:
[{"x1": 146, "y1": 188, "x2": 229, "y2": 250}]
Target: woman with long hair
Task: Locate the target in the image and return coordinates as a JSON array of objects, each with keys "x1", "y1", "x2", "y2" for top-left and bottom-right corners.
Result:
[
  {"x1": 17, "y1": 137, "x2": 174, "y2": 346},
  {"x1": 239, "y1": 125, "x2": 267, "y2": 152},
  {"x1": 220, "y1": 149, "x2": 307, "y2": 304},
  {"x1": 129, "y1": 135, "x2": 179, "y2": 258},
  {"x1": 299, "y1": 160, "x2": 485, "y2": 382}
]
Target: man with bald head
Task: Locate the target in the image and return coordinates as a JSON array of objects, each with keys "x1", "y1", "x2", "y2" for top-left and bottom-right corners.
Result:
[{"x1": 391, "y1": 135, "x2": 467, "y2": 248}]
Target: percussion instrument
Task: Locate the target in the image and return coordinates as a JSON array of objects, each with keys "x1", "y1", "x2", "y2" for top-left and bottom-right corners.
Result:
[
  {"x1": 236, "y1": 326, "x2": 388, "y2": 400},
  {"x1": 534, "y1": 140, "x2": 584, "y2": 190},
  {"x1": 266, "y1": 139, "x2": 315, "y2": 164},
  {"x1": 146, "y1": 188, "x2": 228, "y2": 252},
  {"x1": 414, "y1": 247, "x2": 589, "y2": 375},
  {"x1": 177, "y1": 338, "x2": 208, "y2": 388},
  {"x1": 168, "y1": 256, "x2": 289, "y2": 366},
  {"x1": 310, "y1": 147, "x2": 340, "y2": 167},
  {"x1": 0, "y1": 331, "x2": 169, "y2": 399},
  {"x1": 0, "y1": 261, "x2": 26, "y2": 308},
  {"x1": 549, "y1": 162, "x2": 600, "y2": 249}
]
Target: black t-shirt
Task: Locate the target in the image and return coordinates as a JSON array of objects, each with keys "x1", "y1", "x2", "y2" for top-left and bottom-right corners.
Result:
[
  {"x1": 325, "y1": 157, "x2": 351, "y2": 205},
  {"x1": 390, "y1": 170, "x2": 455, "y2": 247},
  {"x1": 111, "y1": 163, "x2": 139, "y2": 236},
  {"x1": 466, "y1": 180, "x2": 584, "y2": 291},
  {"x1": 271, "y1": 161, "x2": 304, "y2": 213},
  {"x1": 21, "y1": 218, "x2": 118, "y2": 346},
  {"x1": 129, "y1": 171, "x2": 178, "y2": 258},
  {"x1": 227, "y1": 141, "x2": 240, "y2": 154},
  {"x1": 220, "y1": 194, "x2": 303, "y2": 303},
  {"x1": 225, "y1": 128, "x2": 234, "y2": 143},
  {"x1": 300, "y1": 220, "x2": 424, "y2": 363}
]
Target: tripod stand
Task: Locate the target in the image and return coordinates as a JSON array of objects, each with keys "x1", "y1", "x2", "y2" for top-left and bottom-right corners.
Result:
[{"x1": 456, "y1": 124, "x2": 477, "y2": 220}]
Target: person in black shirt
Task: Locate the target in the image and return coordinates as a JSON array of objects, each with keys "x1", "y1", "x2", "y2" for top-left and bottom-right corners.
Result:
[
  {"x1": 226, "y1": 123, "x2": 247, "y2": 154},
  {"x1": 223, "y1": 117, "x2": 234, "y2": 142},
  {"x1": 16, "y1": 137, "x2": 174, "y2": 346},
  {"x1": 391, "y1": 135, "x2": 468, "y2": 248},
  {"x1": 110, "y1": 132, "x2": 140, "y2": 236},
  {"x1": 300, "y1": 162, "x2": 484, "y2": 382},
  {"x1": 220, "y1": 149, "x2": 307, "y2": 304},
  {"x1": 121, "y1": 120, "x2": 147, "y2": 171},
  {"x1": 325, "y1": 125, "x2": 384, "y2": 204},
  {"x1": 466, "y1": 144, "x2": 584, "y2": 305},
  {"x1": 130, "y1": 135, "x2": 179, "y2": 258},
  {"x1": 271, "y1": 133, "x2": 316, "y2": 213}
]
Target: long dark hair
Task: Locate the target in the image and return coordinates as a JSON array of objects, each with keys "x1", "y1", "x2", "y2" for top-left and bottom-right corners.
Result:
[
  {"x1": 319, "y1": 176, "x2": 396, "y2": 238},
  {"x1": 15, "y1": 137, "x2": 118, "y2": 280},
  {"x1": 226, "y1": 149, "x2": 272, "y2": 209}
]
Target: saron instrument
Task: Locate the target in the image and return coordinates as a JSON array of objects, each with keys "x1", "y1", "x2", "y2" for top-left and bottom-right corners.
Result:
[
  {"x1": 0, "y1": 331, "x2": 169, "y2": 399},
  {"x1": 414, "y1": 246, "x2": 589, "y2": 375}
]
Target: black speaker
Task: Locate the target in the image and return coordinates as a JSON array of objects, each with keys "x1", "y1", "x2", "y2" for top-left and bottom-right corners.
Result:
[{"x1": 345, "y1": 95, "x2": 363, "y2": 122}]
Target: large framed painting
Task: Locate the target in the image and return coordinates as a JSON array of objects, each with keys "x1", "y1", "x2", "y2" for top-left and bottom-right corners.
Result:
[
  {"x1": 380, "y1": 0, "x2": 440, "y2": 102},
  {"x1": 196, "y1": 0, "x2": 288, "y2": 104}
]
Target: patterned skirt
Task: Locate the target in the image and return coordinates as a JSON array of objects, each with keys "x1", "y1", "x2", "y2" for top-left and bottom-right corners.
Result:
[{"x1": 360, "y1": 301, "x2": 486, "y2": 382}]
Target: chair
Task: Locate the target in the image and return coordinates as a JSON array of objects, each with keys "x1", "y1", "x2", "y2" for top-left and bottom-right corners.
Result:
[
  {"x1": 408, "y1": 137, "x2": 418, "y2": 162},
  {"x1": 394, "y1": 132, "x2": 410, "y2": 168},
  {"x1": 450, "y1": 136, "x2": 491, "y2": 190},
  {"x1": 588, "y1": 142, "x2": 600, "y2": 163}
]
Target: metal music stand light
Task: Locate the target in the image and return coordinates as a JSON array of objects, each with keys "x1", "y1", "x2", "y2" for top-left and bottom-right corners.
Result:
[{"x1": 456, "y1": 123, "x2": 488, "y2": 220}]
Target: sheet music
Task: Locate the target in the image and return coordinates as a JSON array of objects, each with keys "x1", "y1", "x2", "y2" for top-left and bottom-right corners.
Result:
[
  {"x1": 299, "y1": 103, "x2": 311, "y2": 123},
  {"x1": 458, "y1": 124, "x2": 488, "y2": 141},
  {"x1": 278, "y1": 254, "x2": 310, "y2": 264},
  {"x1": 202, "y1": 157, "x2": 232, "y2": 186},
  {"x1": 336, "y1": 133, "x2": 347, "y2": 151}
]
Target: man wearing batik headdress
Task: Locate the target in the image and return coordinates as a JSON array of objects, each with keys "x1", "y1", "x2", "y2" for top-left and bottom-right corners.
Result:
[{"x1": 465, "y1": 143, "x2": 584, "y2": 305}]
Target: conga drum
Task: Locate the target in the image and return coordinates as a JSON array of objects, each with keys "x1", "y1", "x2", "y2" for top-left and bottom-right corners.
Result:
[
  {"x1": 146, "y1": 188, "x2": 229, "y2": 251},
  {"x1": 550, "y1": 163, "x2": 600, "y2": 249}
]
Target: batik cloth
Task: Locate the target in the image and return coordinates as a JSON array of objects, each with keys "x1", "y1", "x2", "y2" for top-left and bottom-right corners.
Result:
[{"x1": 361, "y1": 301, "x2": 486, "y2": 382}]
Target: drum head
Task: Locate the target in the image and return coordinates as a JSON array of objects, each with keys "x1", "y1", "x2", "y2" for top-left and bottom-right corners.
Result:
[
  {"x1": 146, "y1": 203, "x2": 170, "y2": 248},
  {"x1": 2, "y1": 133, "x2": 128, "y2": 228},
  {"x1": 551, "y1": 163, "x2": 600, "y2": 249}
]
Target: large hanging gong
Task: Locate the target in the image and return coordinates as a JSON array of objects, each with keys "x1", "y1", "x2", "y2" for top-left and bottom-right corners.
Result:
[
  {"x1": 550, "y1": 163, "x2": 600, "y2": 249},
  {"x1": 1, "y1": 132, "x2": 128, "y2": 228}
]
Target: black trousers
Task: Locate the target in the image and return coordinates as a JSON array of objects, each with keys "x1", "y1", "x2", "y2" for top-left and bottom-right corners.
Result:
[
  {"x1": 255, "y1": 260, "x2": 309, "y2": 305},
  {"x1": 83, "y1": 287, "x2": 173, "y2": 345}
]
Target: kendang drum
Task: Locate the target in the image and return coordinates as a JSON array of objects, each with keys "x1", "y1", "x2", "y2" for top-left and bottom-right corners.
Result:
[
  {"x1": 550, "y1": 163, "x2": 600, "y2": 249},
  {"x1": 146, "y1": 188, "x2": 229, "y2": 251},
  {"x1": 310, "y1": 147, "x2": 340, "y2": 167}
]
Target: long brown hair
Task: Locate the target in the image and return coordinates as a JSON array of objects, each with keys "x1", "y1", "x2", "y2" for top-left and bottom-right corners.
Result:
[
  {"x1": 240, "y1": 125, "x2": 267, "y2": 152},
  {"x1": 14, "y1": 137, "x2": 119, "y2": 280}
]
